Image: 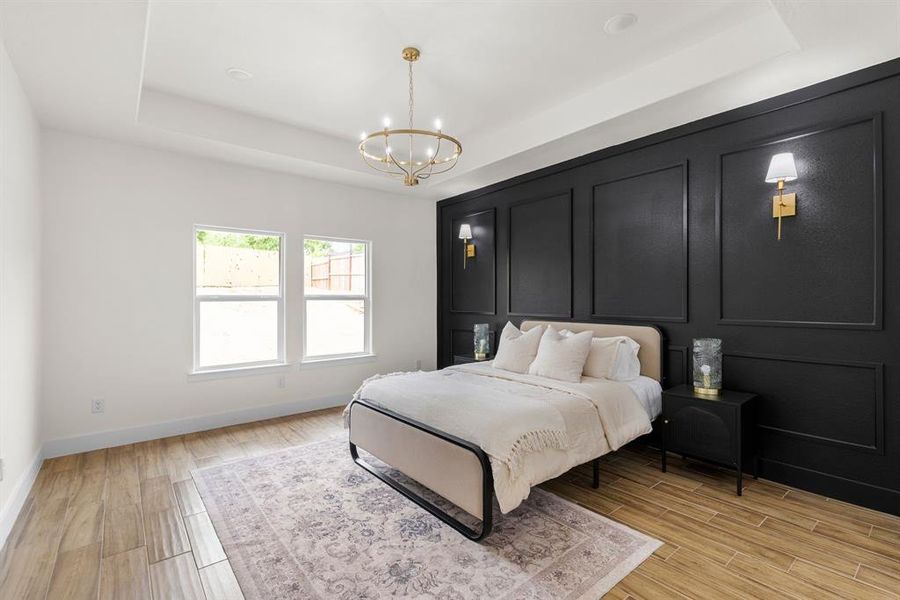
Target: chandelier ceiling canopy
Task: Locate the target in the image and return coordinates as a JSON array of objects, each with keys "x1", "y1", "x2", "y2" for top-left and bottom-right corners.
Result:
[{"x1": 358, "y1": 47, "x2": 462, "y2": 186}]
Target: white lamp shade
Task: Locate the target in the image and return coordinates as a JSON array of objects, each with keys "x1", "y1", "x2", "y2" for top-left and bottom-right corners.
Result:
[
  {"x1": 458, "y1": 224, "x2": 472, "y2": 240},
  {"x1": 765, "y1": 152, "x2": 798, "y2": 183}
]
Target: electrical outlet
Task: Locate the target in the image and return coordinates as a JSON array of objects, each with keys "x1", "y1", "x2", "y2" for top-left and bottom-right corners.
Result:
[
  {"x1": 277, "y1": 376, "x2": 286, "y2": 389},
  {"x1": 91, "y1": 398, "x2": 105, "y2": 414}
]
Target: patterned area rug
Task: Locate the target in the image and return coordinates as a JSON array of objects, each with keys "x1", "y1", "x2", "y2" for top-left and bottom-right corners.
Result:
[{"x1": 192, "y1": 436, "x2": 660, "y2": 599}]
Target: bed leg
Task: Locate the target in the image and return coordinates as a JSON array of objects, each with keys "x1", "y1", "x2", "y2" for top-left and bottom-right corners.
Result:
[{"x1": 592, "y1": 458, "x2": 600, "y2": 489}]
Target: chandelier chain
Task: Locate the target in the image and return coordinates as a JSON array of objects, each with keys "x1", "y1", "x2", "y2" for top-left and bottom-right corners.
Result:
[
  {"x1": 408, "y1": 59, "x2": 414, "y2": 130},
  {"x1": 408, "y1": 60, "x2": 414, "y2": 169}
]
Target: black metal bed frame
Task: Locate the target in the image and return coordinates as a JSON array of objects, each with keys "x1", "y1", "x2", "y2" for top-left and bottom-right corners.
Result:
[{"x1": 348, "y1": 398, "x2": 600, "y2": 542}]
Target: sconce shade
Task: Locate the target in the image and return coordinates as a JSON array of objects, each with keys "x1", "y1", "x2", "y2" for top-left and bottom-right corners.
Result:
[
  {"x1": 458, "y1": 224, "x2": 472, "y2": 240},
  {"x1": 765, "y1": 152, "x2": 798, "y2": 183}
]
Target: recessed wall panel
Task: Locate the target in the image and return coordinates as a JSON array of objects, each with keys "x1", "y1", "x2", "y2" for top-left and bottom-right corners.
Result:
[
  {"x1": 508, "y1": 192, "x2": 572, "y2": 317},
  {"x1": 719, "y1": 117, "x2": 881, "y2": 328},
  {"x1": 592, "y1": 164, "x2": 687, "y2": 321},
  {"x1": 450, "y1": 209, "x2": 495, "y2": 314},
  {"x1": 724, "y1": 353, "x2": 883, "y2": 453}
]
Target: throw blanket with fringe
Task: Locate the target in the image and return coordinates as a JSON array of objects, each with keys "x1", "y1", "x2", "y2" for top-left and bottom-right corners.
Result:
[{"x1": 348, "y1": 369, "x2": 571, "y2": 483}]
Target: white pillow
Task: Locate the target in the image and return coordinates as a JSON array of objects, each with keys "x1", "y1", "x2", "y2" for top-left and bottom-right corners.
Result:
[
  {"x1": 492, "y1": 322, "x2": 544, "y2": 373},
  {"x1": 528, "y1": 326, "x2": 593, "y2": 383},
  {"x1": 559, "y1": 330, "x2": 642, "y2": 381},
  {"x1": 610, "y1": 337, "x2": 641, "y2": 381}
]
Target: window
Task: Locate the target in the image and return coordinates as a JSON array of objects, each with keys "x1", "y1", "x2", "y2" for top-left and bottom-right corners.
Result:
[
  {"x1": 303, "y1": 237, "x2": 371, "y2": 360},
  {"x1": 194, "y1": 226, "x2": 284, "y2": 371}
]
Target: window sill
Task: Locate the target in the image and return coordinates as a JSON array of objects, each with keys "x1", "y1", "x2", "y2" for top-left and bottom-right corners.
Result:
[
  {"x1": 188, "y1": 362, "x2": 291, "y2": 381},
  {"x1": 300, "y1": 353, "x2": 377, "y2": 368}
]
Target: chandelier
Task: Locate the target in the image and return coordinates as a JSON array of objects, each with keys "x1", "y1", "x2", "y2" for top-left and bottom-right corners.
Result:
[{"x1": 358, "y1": 47, "x2": 462, "y2": 186}]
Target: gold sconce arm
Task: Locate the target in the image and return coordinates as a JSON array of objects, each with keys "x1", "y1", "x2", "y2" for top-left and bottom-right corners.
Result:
[{"x1": 772, "y1": 178, "x2": 797, "y2": 241}]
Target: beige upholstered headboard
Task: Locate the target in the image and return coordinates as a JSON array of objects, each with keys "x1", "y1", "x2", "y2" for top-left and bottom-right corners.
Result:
[{"x1": 520, "y1": 321, "x2": 663, "y2": 382}]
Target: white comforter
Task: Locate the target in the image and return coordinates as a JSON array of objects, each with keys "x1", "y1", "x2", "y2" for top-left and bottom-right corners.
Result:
[{"x1": 349, "y1": 362, "x2": 656, "y2": 513}]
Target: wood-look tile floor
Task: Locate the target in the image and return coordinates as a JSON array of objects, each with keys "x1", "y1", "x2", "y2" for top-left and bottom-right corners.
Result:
[{"x1": 2, "y1": 406, "x2": 898, "y2": 599}]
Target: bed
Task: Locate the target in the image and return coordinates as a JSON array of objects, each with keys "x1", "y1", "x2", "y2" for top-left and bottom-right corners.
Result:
[{"x1": 346, "y1": 321, "x2": 663, "y2": 541}]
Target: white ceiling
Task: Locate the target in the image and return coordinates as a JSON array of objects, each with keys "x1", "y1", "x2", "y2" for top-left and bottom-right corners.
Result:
[{"x1": 2, "y1": 1, "x2": 899, "y2": 200}]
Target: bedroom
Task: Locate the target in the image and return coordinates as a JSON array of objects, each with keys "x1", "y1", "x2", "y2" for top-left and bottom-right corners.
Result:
[{"x1": 1, "y1": 1, "x2": 898, "y2": 598}]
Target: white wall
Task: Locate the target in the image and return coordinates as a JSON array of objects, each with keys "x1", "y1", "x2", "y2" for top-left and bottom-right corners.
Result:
[
  {"x1": 40, "y1": 130, "x2": 435, "y2": 449},
  {"x1": 0, "y1": 38, "x2": 42, "y2": 531}
]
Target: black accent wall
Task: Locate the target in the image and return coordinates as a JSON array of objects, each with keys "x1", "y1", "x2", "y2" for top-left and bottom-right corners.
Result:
[{"x1": 436, "y1": 59, "x2": 900, "y2": 515}]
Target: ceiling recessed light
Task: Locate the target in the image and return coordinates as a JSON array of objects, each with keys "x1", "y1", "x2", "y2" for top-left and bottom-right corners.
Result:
[
  {"x1": 226, "y1": 67, "x2": 253, "y2": 81},
  {"x1": 603, "y1": 13, "x2": 638, "y2": 35}
]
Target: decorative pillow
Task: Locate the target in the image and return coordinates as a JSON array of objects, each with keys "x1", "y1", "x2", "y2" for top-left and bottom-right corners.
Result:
[
  {"x1": 559, "y1": 330, "x2": 642, "y2": 381},
  {"x1": 492, "y1": 322, "x2": 544, "y2": 373},
  {"x1": 527, "y1": 326, "x2": 593, "y2": 383}
]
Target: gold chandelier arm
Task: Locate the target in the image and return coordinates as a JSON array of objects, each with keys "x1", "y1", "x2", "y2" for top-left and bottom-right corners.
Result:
[
  {"x1": 413, "y1": 135, "x2": 442, "y2": 179},
  {"x1": 386, "y1": 148, "x2": 411, "y2": 180},
  {"x1": 362, "y1": 153, "x2": 404, "y2": 176}
]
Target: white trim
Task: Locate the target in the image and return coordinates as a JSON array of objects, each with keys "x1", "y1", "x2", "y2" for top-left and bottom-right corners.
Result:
[
  {"x1": 193, "y1": 225, "x2": 286, "y2": 371},
  {"x1": 302, "y1": 236, "x2": 373, "y2": 361},
  {"x1": 300, "y1": 353, "x2": 377, "y2": 368},
  {"x1": 41, "y1": 394, "x2": 348, "y2": 459},
  {"x1": 188, "y1": 361, "x2": 292, "y2": 380},
  {"x1": 0, "y1": 449, "x2": 43, "y2": 552}
]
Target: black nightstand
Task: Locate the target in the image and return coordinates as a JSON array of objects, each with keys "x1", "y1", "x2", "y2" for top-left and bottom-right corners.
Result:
[
  {"x1": 661, "y1": 384, "x2": 758, "y2": 496},
  {"x1": 452, "y1": 355, "x2": 491, "y2": 365}
]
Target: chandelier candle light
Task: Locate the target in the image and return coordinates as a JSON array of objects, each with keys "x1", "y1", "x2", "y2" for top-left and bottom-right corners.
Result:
[{"x1": 358, "y1": 47, "x2": 462, "y2": 186}]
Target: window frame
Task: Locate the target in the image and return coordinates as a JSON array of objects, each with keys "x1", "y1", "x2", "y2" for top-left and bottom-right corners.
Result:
[
  {"x1": 301, "y1": 235, "x2": 373, "y2": 363},
  {"x1": 192, "y1": 224, "x2": 286, "y2": 373}
]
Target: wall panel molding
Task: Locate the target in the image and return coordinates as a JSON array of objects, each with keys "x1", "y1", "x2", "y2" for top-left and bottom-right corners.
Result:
[
  {"x1": 725, "y1": 351, "x2": 884, "y2": 455},
  {"x1": 590, "y1": 162, "x2": 688, "y2": 322},
  {"x1": 716, "y1": 114, "x2": 883, "y2": 330},
  {"x1": 449, "y1": 208, "x2": 497, "y2": 315},
  {"x1": 666, "y1": 344, "x2": 690, "y2": 388},
  {"x1": 507, "y1": 190, "x2": 573, "y2": 318}
]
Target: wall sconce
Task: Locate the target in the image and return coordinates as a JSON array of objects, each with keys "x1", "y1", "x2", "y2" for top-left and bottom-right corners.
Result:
[
  {"x1": 458, "y1": 224, "x2": 475, "y2": 268},
  {"x1": 765, "y1": 152, "x2": 798, "y2": 241}
]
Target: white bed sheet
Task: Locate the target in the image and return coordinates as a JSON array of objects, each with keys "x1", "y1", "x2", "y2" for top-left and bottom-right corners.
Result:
[{"x1": 624, "y1": 375, "x2": 663, "y2": 421}]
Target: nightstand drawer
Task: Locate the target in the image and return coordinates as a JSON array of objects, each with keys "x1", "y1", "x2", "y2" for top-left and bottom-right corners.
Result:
[{"x1": 664, "y1": 401, "x2": 736, "y2": 465}]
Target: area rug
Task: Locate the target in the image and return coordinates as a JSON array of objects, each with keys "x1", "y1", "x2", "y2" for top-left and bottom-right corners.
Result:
[{"x1": 192, "y1": 436, "x2": 660, "y2": 599}]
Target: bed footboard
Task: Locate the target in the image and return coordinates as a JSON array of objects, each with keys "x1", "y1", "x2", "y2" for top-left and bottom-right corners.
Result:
[{"x1": 347, "y1": 399, "x2": 494, "y2": 541}]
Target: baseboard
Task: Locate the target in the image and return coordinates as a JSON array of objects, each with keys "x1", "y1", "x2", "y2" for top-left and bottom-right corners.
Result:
[
  {"x1": 42, "y1": 394, "x2": 348, "y2": 458},
  {"x1": 760, "y1": 457, "x2": 900, "y2": 517},
  {"x1": 0, "y1": 449, "x2": 43, "y2": 552}
]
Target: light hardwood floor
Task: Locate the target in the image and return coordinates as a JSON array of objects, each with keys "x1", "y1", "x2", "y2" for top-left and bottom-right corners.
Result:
[{"x1": 1, "y1": 406, "x2": 898, "y2": 599}]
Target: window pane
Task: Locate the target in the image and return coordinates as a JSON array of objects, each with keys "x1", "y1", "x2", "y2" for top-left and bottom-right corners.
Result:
[
  {"x1": 305, "y1": 299, "x2": 365, "y2": 356},
  {"x1": 196, "y1": 229, "x2": 280, "y2": 296},
  {"x1": 198, "y1": 301, "x2": 278, "y2": 367},
  {"x1": 304, "y1": 239, "x2": 366, "y2": 295}
]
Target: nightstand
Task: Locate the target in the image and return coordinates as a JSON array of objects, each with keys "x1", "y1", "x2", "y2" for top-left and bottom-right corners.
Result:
[
  {"x1": 661, "y1": 384, "x2": 758, "y2": 496},
  {"x1": 452, "y1": 355, "x2": 490, "y2": 365}
]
